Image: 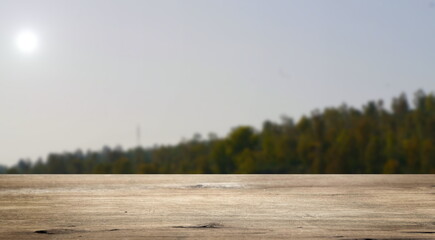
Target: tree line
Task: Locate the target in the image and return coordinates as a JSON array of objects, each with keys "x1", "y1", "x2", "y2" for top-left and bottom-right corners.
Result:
[{"x1": 2, "y1": 90, "x2": 434, "y2": 174}]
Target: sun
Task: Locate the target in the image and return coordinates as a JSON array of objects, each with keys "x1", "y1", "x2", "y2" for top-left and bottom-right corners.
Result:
[{"x1": 16, "y1": 31, "x2": 39, "y2": 53}]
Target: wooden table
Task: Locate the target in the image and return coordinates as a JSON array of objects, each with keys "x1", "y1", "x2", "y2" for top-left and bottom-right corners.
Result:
[{"x1": 0, "y1": 175, "x2": 434, "y2": 239}]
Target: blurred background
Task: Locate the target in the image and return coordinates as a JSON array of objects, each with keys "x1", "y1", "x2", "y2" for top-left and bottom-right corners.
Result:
[{"x1": 0, "y1": 0, "x2": 434, "y2": 173}]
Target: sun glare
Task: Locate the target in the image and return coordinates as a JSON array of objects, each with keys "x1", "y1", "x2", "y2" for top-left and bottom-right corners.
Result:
[{"x1": 16, "y1": 31, "x2": 38, "y2": 53}]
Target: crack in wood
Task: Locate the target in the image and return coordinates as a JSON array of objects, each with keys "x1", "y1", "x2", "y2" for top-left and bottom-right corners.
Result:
[
  {"x1": 173, "y1": 223, "x2": 223, "y2": 229},
  {"x1": 34, "y1": 229, "x2": 79, "y2": 234},
  {"x1": 34, "y1": 230, "x2": 52, "y2": 234},
  {"x1": 34, "y1": 228, "x2": 121, "y2": 235}
]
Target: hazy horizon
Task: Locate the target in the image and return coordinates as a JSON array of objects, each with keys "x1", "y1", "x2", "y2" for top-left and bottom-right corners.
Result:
[{"x1": 1, "y1": 0, "x2": 435, "y2": 166}]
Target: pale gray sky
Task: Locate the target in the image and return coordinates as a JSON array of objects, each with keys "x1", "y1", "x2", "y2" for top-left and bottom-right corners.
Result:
[{"x1": 1, "y1": 0, "x2": 434, "y2": 166}]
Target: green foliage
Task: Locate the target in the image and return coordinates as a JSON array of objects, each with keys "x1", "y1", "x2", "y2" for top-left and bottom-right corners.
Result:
[
  {"x1": 0, "y1": 165, "x2": 7, "y2": 174},
  {"x1": 3, "y1": 90, "x2": 435, "y2": 174}
]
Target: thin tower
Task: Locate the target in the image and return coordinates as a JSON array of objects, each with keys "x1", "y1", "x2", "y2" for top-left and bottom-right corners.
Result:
[{"x1": 136, "y1": 124, "x2": 141, "y2": 147}]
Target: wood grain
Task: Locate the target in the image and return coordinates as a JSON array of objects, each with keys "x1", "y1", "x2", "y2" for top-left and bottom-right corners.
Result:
[{"x1": 0, "y1": 175, "x2": 434, "y2": 239}]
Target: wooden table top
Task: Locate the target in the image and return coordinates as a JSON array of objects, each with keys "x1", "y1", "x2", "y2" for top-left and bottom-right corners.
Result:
[{"x1": 0, "y1": 175, "x2": 434, "y2": 239}]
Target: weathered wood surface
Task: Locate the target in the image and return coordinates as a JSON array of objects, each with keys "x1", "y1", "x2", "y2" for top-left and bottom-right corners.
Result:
[{"x1": 0, "y1": 175, "x2": 434, "y2": 239}]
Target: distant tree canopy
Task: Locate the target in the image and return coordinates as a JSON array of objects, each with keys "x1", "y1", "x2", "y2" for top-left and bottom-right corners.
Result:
[{"x1": 3, "y1": 90, "x2": 435, "y2": 174}]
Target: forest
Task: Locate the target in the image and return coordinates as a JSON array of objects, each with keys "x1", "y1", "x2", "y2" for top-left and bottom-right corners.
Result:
[{"x1": 1, "y1": 90, "x2": 434, "y2": 174}]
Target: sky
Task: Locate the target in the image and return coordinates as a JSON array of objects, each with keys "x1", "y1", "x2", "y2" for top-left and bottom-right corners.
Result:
[{"x1": 0, "y1": 0, "x2": 434, "y2": 166}]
